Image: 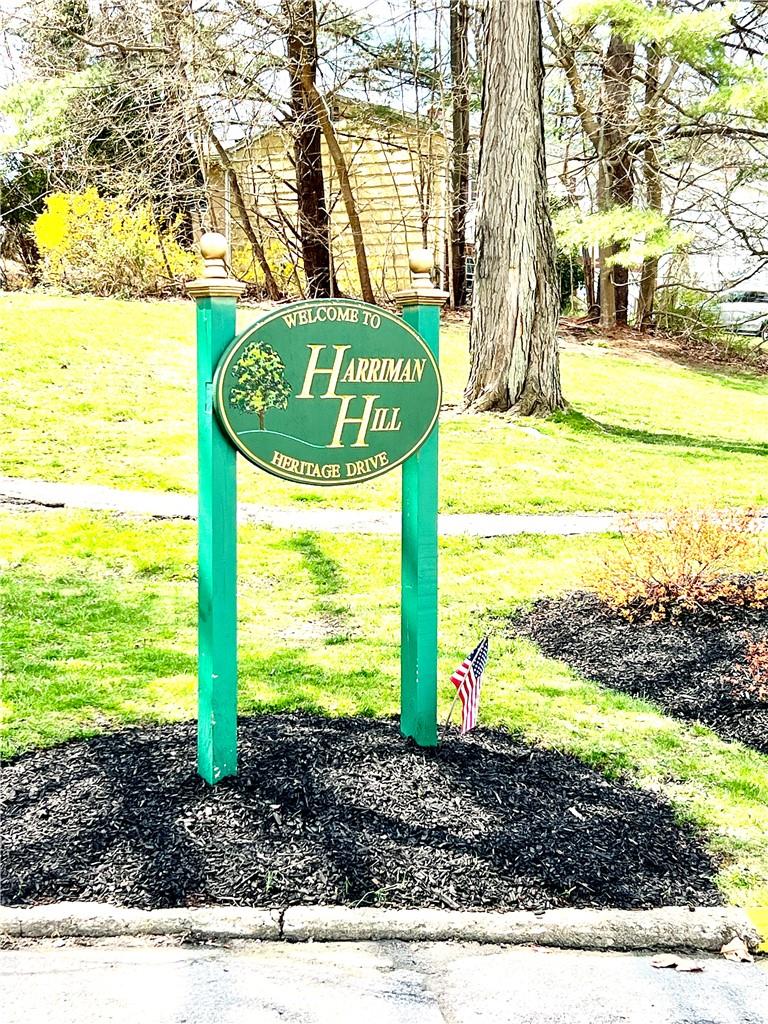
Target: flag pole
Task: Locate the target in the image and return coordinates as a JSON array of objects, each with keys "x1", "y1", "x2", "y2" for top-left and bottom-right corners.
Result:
[{"x1": 443, "y1": 688, "x2": 461, "y2": 735}]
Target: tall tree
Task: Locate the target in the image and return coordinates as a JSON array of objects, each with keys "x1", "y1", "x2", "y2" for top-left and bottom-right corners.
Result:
[
  {"x1": 2, "y1": 0, "x2": 207, "y2": 240},
  {"x1": 635, "y1": 41, "x2": 662, "y2": 330},
  {"x1": 449, "y1": 0, "x2": 471, "y2": 308},
  {"x1": 598, "y1": 30, "x2": 635, "y2": 327},
  {"x1": 283, "y1": 0, "x2": 339, "y2": 297},
  {"x1": 301, "y1": 77, "x2": 375, "y2": 303},
  {"x1": 545, "y1": 0, "x2": 768, "y2": 330},
  {"x1": 463, "y1": 0, "x2": 563, "y2": 416}
]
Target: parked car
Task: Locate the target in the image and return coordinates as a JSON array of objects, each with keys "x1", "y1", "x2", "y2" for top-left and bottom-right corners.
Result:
[{"x1": 715, "y1": 290, "x2": 768, "y2": 342}]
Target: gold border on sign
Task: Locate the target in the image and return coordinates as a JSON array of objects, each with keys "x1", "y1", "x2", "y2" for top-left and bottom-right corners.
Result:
[{"x1": 213, "y1": 299, "x2": 443, "y2": 487}]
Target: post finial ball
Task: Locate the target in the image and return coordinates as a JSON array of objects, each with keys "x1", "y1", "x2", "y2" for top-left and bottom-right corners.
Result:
[
  {"x1": 409, "y1": 248, "x2": 433, "y2": 275},
  {"x1": 200, "y1": 232, "x2": 228, "y2": 260}
]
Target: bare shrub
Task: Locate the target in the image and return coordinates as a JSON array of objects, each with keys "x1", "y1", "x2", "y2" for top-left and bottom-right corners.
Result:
[
  {"x1": 593, "y1": 508, "x2": 767, "y2": 621},
  {"x1": 731, "y1": 639, "x2": 768, "y2": 704}
]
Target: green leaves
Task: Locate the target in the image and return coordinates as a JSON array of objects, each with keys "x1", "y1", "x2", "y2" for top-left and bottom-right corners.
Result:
[
  {"x1": 0, "y1": 69, "x2": 103, "y2": 154},
  {"x1": 230, "y1": 341, "x2": 292, "y2": 424},
  {"x1": 554, "y1": 206, "x2": 689, "y2": 267},
  {"x1": 698, "y1": 72, "x2": 768, "y2": 121},
  {"x1": 565, "y1": 0, "x2": 733, "y2": 66}
]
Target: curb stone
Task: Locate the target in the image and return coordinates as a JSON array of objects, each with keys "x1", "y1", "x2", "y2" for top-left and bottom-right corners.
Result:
[
  {"x1": 0, "y1": 904, "x2": 280, "y2": 940},
  {"x1": 282, "y1": 906, "x2": 759, "y2": 950},
  {"x1": 0, "y1": 904, "x2": 760, "y2": 951}
]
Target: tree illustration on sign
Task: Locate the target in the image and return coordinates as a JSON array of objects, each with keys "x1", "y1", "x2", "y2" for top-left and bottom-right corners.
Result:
[{"x1": 230, "y1": 340, "x2": 292, "y2": 429}]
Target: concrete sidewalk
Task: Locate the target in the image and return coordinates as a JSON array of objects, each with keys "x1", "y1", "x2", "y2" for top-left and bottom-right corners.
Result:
[
  {"x1": 0, "y1": 475, "x2": 727, "y2": 538},
  {"x1": 3, "y1": 940, "x2": 767, "y2": 1024}
]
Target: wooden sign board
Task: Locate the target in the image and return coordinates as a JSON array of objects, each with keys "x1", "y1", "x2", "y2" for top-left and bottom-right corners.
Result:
[{"x1": 214, "y1": 300, "x2": 442, "y2": 486}]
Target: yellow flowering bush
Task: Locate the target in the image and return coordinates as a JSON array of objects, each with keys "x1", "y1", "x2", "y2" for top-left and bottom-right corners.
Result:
[{"x1": 34, "y1": 189, "x2": 196, "y2": 297}]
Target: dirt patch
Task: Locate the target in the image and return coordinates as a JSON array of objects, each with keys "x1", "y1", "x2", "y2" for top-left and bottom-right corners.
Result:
[
  {"x1": 1, "y1": 714, "x2": 719, "y2": 912},
  {"x1": 560, "y1": 320, "x2": 768, "y2": 375},
  {"x1": 517, "y1": 593, "x2": 768, "y2": 755},
  {"x1": 277, "y1": 615, "x2": 349, "y2": 643}
]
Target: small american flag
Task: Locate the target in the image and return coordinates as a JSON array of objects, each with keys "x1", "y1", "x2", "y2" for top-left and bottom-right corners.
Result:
[{"x1": 449, "y1": 635, "x2": 489, "y2": 734}]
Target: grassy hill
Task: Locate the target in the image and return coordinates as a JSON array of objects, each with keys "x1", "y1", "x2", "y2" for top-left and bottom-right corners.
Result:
[
  {"x1": 2, "y1": 292, "x2": 768, "y2": 514},
  {"x1": 2, "y1": 291, "x2": 768, "y2": 909}
]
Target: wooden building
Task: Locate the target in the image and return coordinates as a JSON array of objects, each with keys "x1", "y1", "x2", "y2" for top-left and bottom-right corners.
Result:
[{"x1": 207, "y1": 104, "x2": 447, "y2": 300}]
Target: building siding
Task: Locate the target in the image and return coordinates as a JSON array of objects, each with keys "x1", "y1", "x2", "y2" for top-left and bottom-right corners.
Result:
[{"x1": 208, "y1": 115, "x2": 446, "y2": 299}]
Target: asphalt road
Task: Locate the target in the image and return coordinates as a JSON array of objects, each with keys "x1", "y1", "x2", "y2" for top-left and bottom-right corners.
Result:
[{"x1": 2, "y1": 941, "x2": 767, "y2": 1024}]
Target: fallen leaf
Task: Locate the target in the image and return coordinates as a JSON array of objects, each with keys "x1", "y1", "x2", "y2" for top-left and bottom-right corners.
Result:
[
  {"x1": 720, "y1": 936, "x2": 754, "y2": 963},
  {"x1": 674, "y1": 960, "x2": 705, "y2": 973},
  {"x1": 652, "y1": 955, "x2": 705, "y2": 972},
  {"x1": 652, "y1": 955, "x2": 679, "y2": 969}
]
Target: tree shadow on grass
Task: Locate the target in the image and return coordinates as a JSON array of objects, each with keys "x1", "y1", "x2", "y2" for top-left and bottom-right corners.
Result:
[
  {"x1": 557, "y1": 408, "x2": 768, "y2": 458},
  {"x1": 3, "y1": 560, "x2": 396, "y2": 754},
  {"x1": 693, "y1": 366, "x2": 768, "y2": 396},
  {"x1": 279, "y1": 531, "x2": 345, "y2": 595}
]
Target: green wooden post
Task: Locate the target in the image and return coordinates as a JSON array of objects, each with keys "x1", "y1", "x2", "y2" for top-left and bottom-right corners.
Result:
[
  {"x1": 396, "y1": 250, "x2": 449, "y2": 746},
  {"x1": 188, "y1": 233, "x2": 245, "y2": 784}
]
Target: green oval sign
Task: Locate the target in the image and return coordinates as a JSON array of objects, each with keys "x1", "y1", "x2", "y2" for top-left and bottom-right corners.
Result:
[{"x1": 214, "y1": 299, "x2": 442, "y2": 486}]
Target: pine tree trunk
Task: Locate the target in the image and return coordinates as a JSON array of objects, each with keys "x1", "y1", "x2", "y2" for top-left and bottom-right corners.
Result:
[
  {"x1": 612, "y1": 153, "x2": 634, "y2": 325},
  {"x1": 284, "y1": 0, "x2": 339, "y2": 298},
  {"x1": 598, "y1": 31, "x2": 635, "y2": 328},
  {"x1": 583, "y1": 247, "x2": 597, "y2": 314},
  {"x1": 597, "y1": 161, "x2": 616, "y2": 330},
  {"x1": 450, "y1": 0, "x2": 471, "y2": 308},
  {"x1": 637, "y1": 42, "x2": 662, "y2": 330},
  {"x1": 463, "y1": 0, "x2": 563, "y2": 416}
]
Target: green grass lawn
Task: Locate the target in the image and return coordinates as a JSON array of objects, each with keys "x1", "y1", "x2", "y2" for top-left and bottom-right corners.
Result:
[
  {"x1": 2, "y1": 292, "x2": 768, "y2": 514},
  {"x1": 3, "y1": 290, "x2": 768, "y2": 913},
  {"x1": 2, "y1": 507, "x2": 767, "y2": 908}
]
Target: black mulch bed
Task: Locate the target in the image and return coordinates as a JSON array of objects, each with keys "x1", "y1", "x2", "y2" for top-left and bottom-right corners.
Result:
[
  {"x1": 2, "y1": 713, "x2": 720, "y2": 911},
  {"x1": 517, "y1": 592, "x2": 768, "y2": 756}
]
